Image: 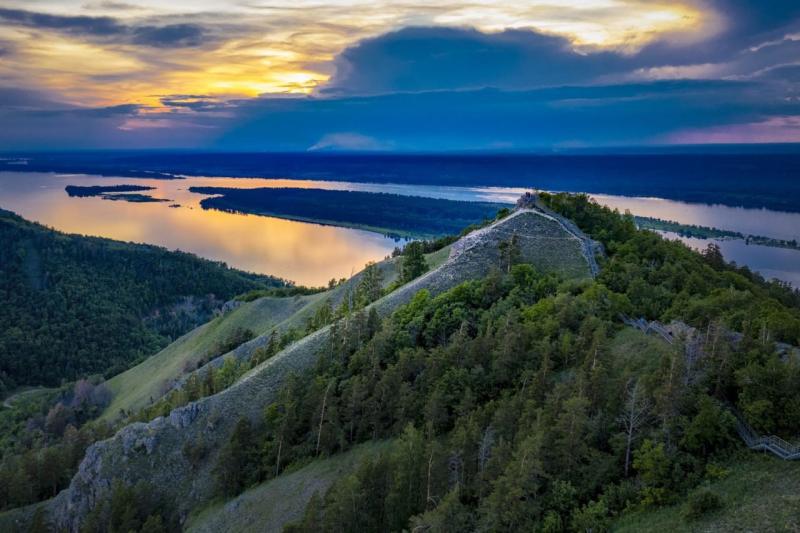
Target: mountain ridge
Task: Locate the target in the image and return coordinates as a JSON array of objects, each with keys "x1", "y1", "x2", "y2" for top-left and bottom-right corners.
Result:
[{"x1": 2, "y1": 204, "x2": 594, "y2": 531}]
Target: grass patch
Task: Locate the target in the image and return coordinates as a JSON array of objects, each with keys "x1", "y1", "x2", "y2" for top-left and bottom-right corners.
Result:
[
  {"x1": 186, "y1": 441, "x2": 391, "y2": 533},
  {"x1": 614, "y1": 454, "x2": 800, "y2": 532}
]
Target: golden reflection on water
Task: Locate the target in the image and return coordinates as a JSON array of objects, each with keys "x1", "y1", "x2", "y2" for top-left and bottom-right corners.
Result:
[
  {"x1": 3, "y1": 172, "x2": 800, "y2": 287},
  {"x1": 0, "y1": 173, "x2": 400, "y2": 286}
]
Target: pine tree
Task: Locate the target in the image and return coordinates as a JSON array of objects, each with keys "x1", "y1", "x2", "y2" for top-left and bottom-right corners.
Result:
[{"x1": 401, "y1": 242, "x2": 428, "y2": 283}]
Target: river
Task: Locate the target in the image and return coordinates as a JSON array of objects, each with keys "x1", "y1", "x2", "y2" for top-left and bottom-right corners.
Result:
[{"x1": 1, "y1": 171, "x2": 798, "y2": 287}]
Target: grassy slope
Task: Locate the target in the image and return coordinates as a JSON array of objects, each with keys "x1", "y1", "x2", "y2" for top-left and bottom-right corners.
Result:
[
  {"x1": 186, "y1": 441, "x2": 391, "y2": 533},
  {"x1": 101, "y1": 294, "x2": 321, "y2": 421},
  {"x1": 100, "y1": 247, "x2": 449, "y2": 422},
  {"x1": 614, "y1": 454, "x2": 800, "y2": 532}
]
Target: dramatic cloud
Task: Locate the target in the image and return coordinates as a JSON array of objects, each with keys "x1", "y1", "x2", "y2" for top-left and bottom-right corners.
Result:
[
  {"x1": 0, "y1": 8, "x2": 210, "y2": 48},
  {"x1": 324, "y1": 27, "x2": 629, "y2": 94},
  {"x1": 1, "y1": 1, "x2": 799, "y2": 149}
]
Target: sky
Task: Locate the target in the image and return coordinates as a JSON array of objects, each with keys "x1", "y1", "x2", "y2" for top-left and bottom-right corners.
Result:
[{"x1": 1, "y1": 0, "x2": 799, "y2": 150}]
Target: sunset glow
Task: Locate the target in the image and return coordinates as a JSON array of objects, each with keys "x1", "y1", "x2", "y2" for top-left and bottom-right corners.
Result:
[{"x1": 1, "y1": 0, "x2": 712, "y2": 107}]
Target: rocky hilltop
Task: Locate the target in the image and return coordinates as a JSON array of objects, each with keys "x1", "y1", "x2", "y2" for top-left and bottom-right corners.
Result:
[{"x1": 10, "y1": 204, "x2": 599, "y2": 531}]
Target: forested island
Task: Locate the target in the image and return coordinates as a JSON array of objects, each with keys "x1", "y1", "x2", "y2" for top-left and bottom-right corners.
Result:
[
  {"x1": 65, "y1": 185, "x2": 169, "y2": 203},
  {"x1": 190, "y1": 187, "x2": 506, "y2": 238},
  {"x1": 635, "y1": 215, "x2": 800, "y2": 251}
]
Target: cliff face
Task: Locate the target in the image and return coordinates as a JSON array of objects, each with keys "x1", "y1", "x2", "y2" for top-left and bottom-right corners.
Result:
[{"x1": 41, "y1": 208, "x2": 597, "y2": 531}]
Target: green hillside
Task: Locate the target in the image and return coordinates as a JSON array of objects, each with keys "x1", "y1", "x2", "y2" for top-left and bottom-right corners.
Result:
[
  {"x1": 101, "y1": 294, "x2": 323, "y2": 421},
  {"x1": 186, "y1": 441, "x2": 391, "y2": 533},
  {"x1": 206, "y1": 195, "x2": 799, "y2": 533},
  {"x1": 4, "y1": 196, "x2": 800, "y2": 533},
  {"x1": 0, "y1": 208, "x2": 285, "y2": 391},
  {"x1": 101, "y1": 245, "x2": 454, "y2": 422}
]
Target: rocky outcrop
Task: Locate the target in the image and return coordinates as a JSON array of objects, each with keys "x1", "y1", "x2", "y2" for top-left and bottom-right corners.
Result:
[{"x1": 38, "y1": 207, "x2": 596, "y2": 531}]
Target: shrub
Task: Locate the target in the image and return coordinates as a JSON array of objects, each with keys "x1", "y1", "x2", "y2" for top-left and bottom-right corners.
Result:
[{"x1": 683, "y1": 489, "x2": 723, "y2": 521}]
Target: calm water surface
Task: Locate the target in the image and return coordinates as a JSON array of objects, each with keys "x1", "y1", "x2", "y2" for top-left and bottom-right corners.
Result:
[
  {"x1": 0, "y1": 172, "x2": 404, "y2": 286},
  {"x1": 1, "y1": 171, "x2": 798, "y2": 286}
]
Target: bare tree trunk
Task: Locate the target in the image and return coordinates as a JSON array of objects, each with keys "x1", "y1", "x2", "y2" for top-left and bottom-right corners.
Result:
[
  {"x1": 619, "y1": 378, "x2": 651, "y2": 477},
  {"x1": 316, "y1": 381, "x2": 333, "y2": 456},
  {"x1": 624, "y1": 424, "x2": 634, "y2": 477},
  {"x1": 426, "y1": 450, "x2": 434, "y2": 509},
  {"x1": 275, "y1": 433, "x2": 283, "y2": 477}
]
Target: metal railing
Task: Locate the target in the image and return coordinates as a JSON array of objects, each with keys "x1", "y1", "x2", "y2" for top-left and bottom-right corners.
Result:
[
  {"x1": 734, "y1": 415, "x2": 800, "y2": 460},
  {"x1": 619, "y1": 314, "x2": 675, "y2": 345},
  {"x1": 619, "y1": 314, "x2": 800, "y2": 460}
]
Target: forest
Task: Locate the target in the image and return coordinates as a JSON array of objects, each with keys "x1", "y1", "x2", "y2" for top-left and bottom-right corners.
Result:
[
  {"x1": 0, "y1": 209, "x2": 286, "y2": 391},
  {"x1": 0, "y1": 230, "x2": 439, "y2": 516},
  {"x1": 203, "y1": 193, "x2": 800, "y2": 532},
  {"x1": 3, "y1": 195, "x2": 800, "y2": 531},
  {"x1": 190, "y1": 187, "x2": 504, "y2": 238}
]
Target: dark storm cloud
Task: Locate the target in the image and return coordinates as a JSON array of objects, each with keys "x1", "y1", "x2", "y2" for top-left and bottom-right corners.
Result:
[
  {"x1": 324, "y1": 27, "x2": 631, "y2": 95},
  {"x1": 0, "y1": 87, "x2": 70, "y2": 110},
  {"x1": 2, "y1": 78, "x2": 798, "y2": 150},
  {"x1": 703, "y1": 0, "x2": 800, "y2": 36},
  {"x1": 0, "y1": 8, "x2": 124, "y2": 36},
  {"x1": 131, "y1": 24, "x2": 206, "y2": 48},
  {"x1": 0, "y1": 8, "x2": 210, "y2": 48}
]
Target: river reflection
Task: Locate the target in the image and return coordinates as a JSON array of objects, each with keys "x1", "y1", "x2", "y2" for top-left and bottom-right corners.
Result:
[
  {"x1": 1, "y1": 171, "x2": 798, "y2": 287},
  {"x1": 0, "y1": 172, "x2": 402, "y2": 286}
]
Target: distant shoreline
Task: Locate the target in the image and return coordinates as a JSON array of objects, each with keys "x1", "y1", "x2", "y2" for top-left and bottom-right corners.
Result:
[{"x1": 3, "y1": 151, "x2": 800, "y2": 213}]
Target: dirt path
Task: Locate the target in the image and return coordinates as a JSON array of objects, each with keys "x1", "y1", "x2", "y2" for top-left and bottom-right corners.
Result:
[{"x1": 2, "y1": 387, "x2": 49, "y2": 409}]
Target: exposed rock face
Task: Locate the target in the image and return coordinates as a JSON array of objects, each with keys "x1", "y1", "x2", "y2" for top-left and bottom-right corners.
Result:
[{"x1": 41, "y1": 208, "x2": 597, "y2": 531}]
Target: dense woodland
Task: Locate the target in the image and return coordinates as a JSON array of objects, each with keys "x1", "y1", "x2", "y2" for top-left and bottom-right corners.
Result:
[
  {"x1": 203, "y1": 194, "x2": 800, "y2": 532},
  {"x1": 0, "y1": 209, "x2": 285, "y2": 391},
  {"x1": 0, "y1": 228, "x2": 443, "y2": 515}
]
